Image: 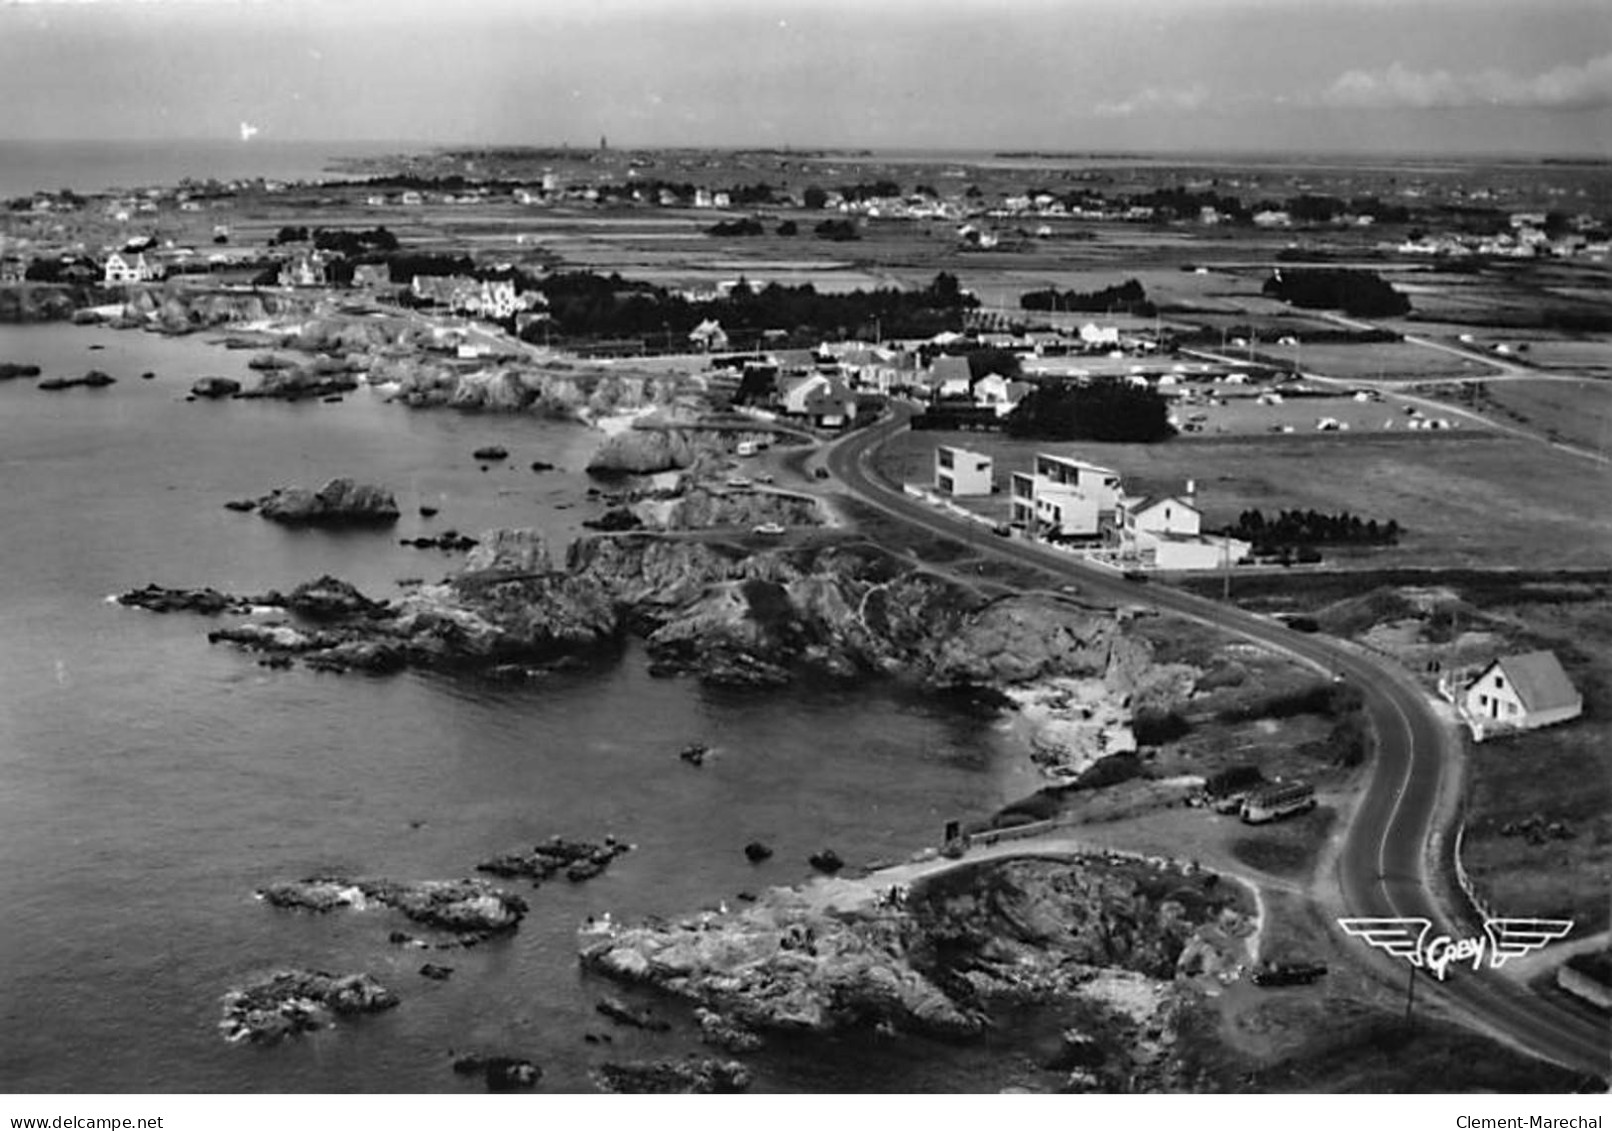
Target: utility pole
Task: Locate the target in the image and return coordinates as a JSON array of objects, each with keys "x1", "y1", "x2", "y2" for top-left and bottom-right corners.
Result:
[
  {"x1": 1403, "y1": 963, "x2": 1418, "y2": 1030},
  {"x1": 1222, "y1": 531, "x2": 1231, "y2": 602}
]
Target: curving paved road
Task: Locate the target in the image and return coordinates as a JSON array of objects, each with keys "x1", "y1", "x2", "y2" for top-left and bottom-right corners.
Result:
[{"x1": 823, "y1": 408, "x2": 1610, "y2": 1079}]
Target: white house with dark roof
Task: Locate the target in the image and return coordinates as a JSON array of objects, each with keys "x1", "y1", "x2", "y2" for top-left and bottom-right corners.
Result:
[
  {"x1": 103, "y1": 251, "x2": 157, "y2": 286},
  {"x1": 1115, "y1": 482, "x2": 1249, "y2": 571},
  {"x1": 1459, "y1": 650, "x2": 1582, "y2": 740}
]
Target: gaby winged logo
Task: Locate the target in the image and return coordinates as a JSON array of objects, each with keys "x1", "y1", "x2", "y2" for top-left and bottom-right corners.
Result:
[{"x1": 1337, "y1": 917, "x2": 1574, "y2": 981}]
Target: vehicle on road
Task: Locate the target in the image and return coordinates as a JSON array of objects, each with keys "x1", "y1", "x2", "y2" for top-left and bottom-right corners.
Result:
[
  {"x1": 1122, "y1": 569, "x2": 1149, "y2": 582},
  {"x1": 752, "y1": 522, "x2": 786, "y2": 537},
  {"x1": 726, "y1": 476, "x2": 752, "y2": 488},
  {"x1": 1252, "y1": 961, "x2": 1329, "y2": 987},
  {"x1": 813, "y1": 467, "x2": 830, "y2": 480},
  {"x1": 1241, "y1": 780, "x2": 1317, "y2": 824}
]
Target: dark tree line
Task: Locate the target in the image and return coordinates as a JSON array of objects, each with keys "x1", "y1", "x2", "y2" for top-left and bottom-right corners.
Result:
[
  {"x1": 1019, "y1": 278, "x2": 1153, "y2": 316},
  {"x1": 1004, "y1": 381, "x2": 1174, "y2": 442},
  {"x1": 312, "y1": 226, "x2": 399, "y2": 256},
  {"x1": 1262, "y1": 268, "x2": 1411, "y2": 318},
  {"x1": 1225, "y1": 508, "x2": 1401, "y2": 552},
  {"x1": 813, "y1": 218, "x2": 859, "y2": 241},
  {"x1": 707, "y1": 218, "x2": 765, "y2": 237},
  {"x1": 523, "y1": 270, "x2": 977, "y2": 345}
]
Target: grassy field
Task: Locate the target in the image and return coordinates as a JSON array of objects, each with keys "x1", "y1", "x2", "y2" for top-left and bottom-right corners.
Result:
[
  {"x1": 1276, "y1": 339, "x2": 1499, "y2": 381},
  {"x1": 1441, "y1": 377, "x2": 1612, "y2": 453},
  {"x1": 877, "y1": 427, "x2": 1612, "y2": 569}
]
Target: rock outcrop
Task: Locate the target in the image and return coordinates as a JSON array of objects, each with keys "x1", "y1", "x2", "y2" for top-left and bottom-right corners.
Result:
[
  {"x1": 190, "y1": 376, "x2": 241, "y2": 399},
  {"x1": 123, "y1": 532, "x2": 1155, "y2": 693},
  {"x1": 38, "y1": 370, "x2": 114, "y2": 391},
  {"x1": 587, "y1": 428, "x2": 703, "y2": 475},
  {"x1": 451, "y1": 1054, "x2": 541, "y2": 1090},
  {"x1": 219, "y1": 970, "x2": 398, "y2": 1044},
  {"x1": 255, "y1": 478, "x2": 401, "y2": 527},
  {"x1": 592, "y1": 1059, "x2": 751, "y2": 1094},
  {"x1": 117, "y1": 583, "x2": 252, "y2": 615},
  {"x1": 258, "y1": 877, "x2": 528, "y2": 936},
  {"x1": 476, "y1": 835, "x2": 631, "y2": 884},
  {"x1": 578, "y1": 853, "x2": 1253, "y2": 1080},
  {"x1": 634, "y1": 485, "x2": 822, "y2": 531}
]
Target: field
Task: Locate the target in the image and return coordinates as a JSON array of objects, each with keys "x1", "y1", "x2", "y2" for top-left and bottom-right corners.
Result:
[
  {"x1": 1424, "y1": 376, "x2": 1612, "y2": 453},
  {"x1": 877, "y1": 427, "x2": 1612, "y2": 569}
]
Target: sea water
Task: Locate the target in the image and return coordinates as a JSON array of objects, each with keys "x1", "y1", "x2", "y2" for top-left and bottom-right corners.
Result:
[{"x1": 0, "y1": 322, "x2": 1040, "y2": 1092}]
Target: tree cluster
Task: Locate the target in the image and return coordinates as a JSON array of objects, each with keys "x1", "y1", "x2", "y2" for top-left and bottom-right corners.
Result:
[
  {"x1": 312, "y1": 226, "x2": 399, "y2": 256},
  {"x1": 813, "y1": 218, "x2": 859, "y2": 242},
  {"x1": 522, "y1": 270, "x2": 977, "y2": 346},
  {"x1": 1262, "y1": 268, "x2": 1411, "y2": 318},
  {"x1": 1019, "y1": 278, "x2": 1153, "y2": 316},
  {"x1": 1004, "y1": 381, "x2": 1174, "y2": 443},
  {"x1": 707, "y1": 217, "x2": 766, "y2": 237},
  {"x1": 1225, "y1": 508, "x2": 1401, "y2": 552}
]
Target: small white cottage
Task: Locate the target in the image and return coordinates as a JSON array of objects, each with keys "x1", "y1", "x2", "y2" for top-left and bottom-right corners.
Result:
[{"x1": 1462, "y1": 650, "x2": 1582, "y2": 736}]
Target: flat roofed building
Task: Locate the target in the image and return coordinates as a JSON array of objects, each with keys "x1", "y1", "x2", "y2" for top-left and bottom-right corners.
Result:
[{"x1": 934, "y1": 445, "x2": 993, "y2": 497}]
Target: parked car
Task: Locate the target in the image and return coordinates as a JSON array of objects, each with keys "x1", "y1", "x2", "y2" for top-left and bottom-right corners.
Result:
[{"x1": 1252, "y1": 961, "x2": 1328, "y2": 988}]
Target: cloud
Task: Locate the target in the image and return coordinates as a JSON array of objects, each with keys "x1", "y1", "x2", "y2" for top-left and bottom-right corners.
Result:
[
  {"x1": 1091, "y1": 84, "x2": 1209, "y2": 118},
  {"x1": 1316, "y1": 52, "x2": 1612, "y2": 111}
]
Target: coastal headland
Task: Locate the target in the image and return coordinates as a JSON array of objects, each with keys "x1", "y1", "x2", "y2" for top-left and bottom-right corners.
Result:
[{"x1": 3, "y1": 144, "x2": 1606, "y2": 1093}]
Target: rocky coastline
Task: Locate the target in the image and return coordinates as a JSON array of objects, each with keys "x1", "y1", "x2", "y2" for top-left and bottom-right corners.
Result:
[
  {"x1": 578, "y1": 853, "x2": 1252, "y2": 1091},
  {"x1": 116, "y1": 529, "x2": 1155, "y2": 693}
]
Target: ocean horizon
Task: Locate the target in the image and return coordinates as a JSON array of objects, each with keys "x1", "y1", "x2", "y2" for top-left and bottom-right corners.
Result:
[{"x1": 0, "y1": 138, "x2": 427, "y2": 199}]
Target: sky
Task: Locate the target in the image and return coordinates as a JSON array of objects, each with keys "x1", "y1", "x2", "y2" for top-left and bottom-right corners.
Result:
[{"x1": 1, "y1": 0, "x2": 1609, "y2": 156}]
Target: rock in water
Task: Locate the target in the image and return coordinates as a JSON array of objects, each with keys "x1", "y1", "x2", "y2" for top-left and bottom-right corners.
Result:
[
  {"x1": 419, "y1": 963, "x2": 454, "y2": 981},
  {"x1": 581, "y1": 507, "x2": 643, "y2": 533},
  {"x1": 694, "y1": 1007, "x2": 764, "y2": 1053},
  {"x1": 476, "y1": 835, "x2": 630, "y2": 884},
  {"x1": 472, "y1": 445, "x2": 509, "y2": 461},
  {"x1": 743, "y1": 841, "x2": 773, "y2": 864},
  {"x1": 258, "y1": 876, "x2": 528, "y2": 936},
  {"x1": 0, "y1": 363, "x2": 42, "y2": 380},
  {"x1": 808, "y1": 849, "x2": 844, "y2": 875},
  {"x1": 451, "y1": 1054, "x2": 541, "y2": 1090},
  {"x1": 595, "y1": 995, "x2": 671, "y2": 1031},
  {"x1": 80, "y1": 369, "x2": 115, "y2": 387},
  {"x1": 218, "y1": 970, "x2": 398, "y2": 1044},
  {"x1": 256, "y1": 478, "x2": 400, "y2": 527},
  {"x1": 116, "y1": 583, "x2": 250, "y2": 615},
  {"x1": 190, "y1": 376, "x2": 241, "y2": 399}
]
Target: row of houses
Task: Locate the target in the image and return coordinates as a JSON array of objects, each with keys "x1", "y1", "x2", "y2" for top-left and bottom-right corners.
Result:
[{"x1": 934, "y1": 447, "x2": 1249, "y2": 570}]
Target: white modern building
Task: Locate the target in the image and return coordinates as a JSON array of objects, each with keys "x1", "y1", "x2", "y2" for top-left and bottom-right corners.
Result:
[
  {"x1": 934, "y1": 445, "x2": 993, "y2": 497},
  {"x1": 1010, "y1": 453, "x2": 1122, "y2": 539}
]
